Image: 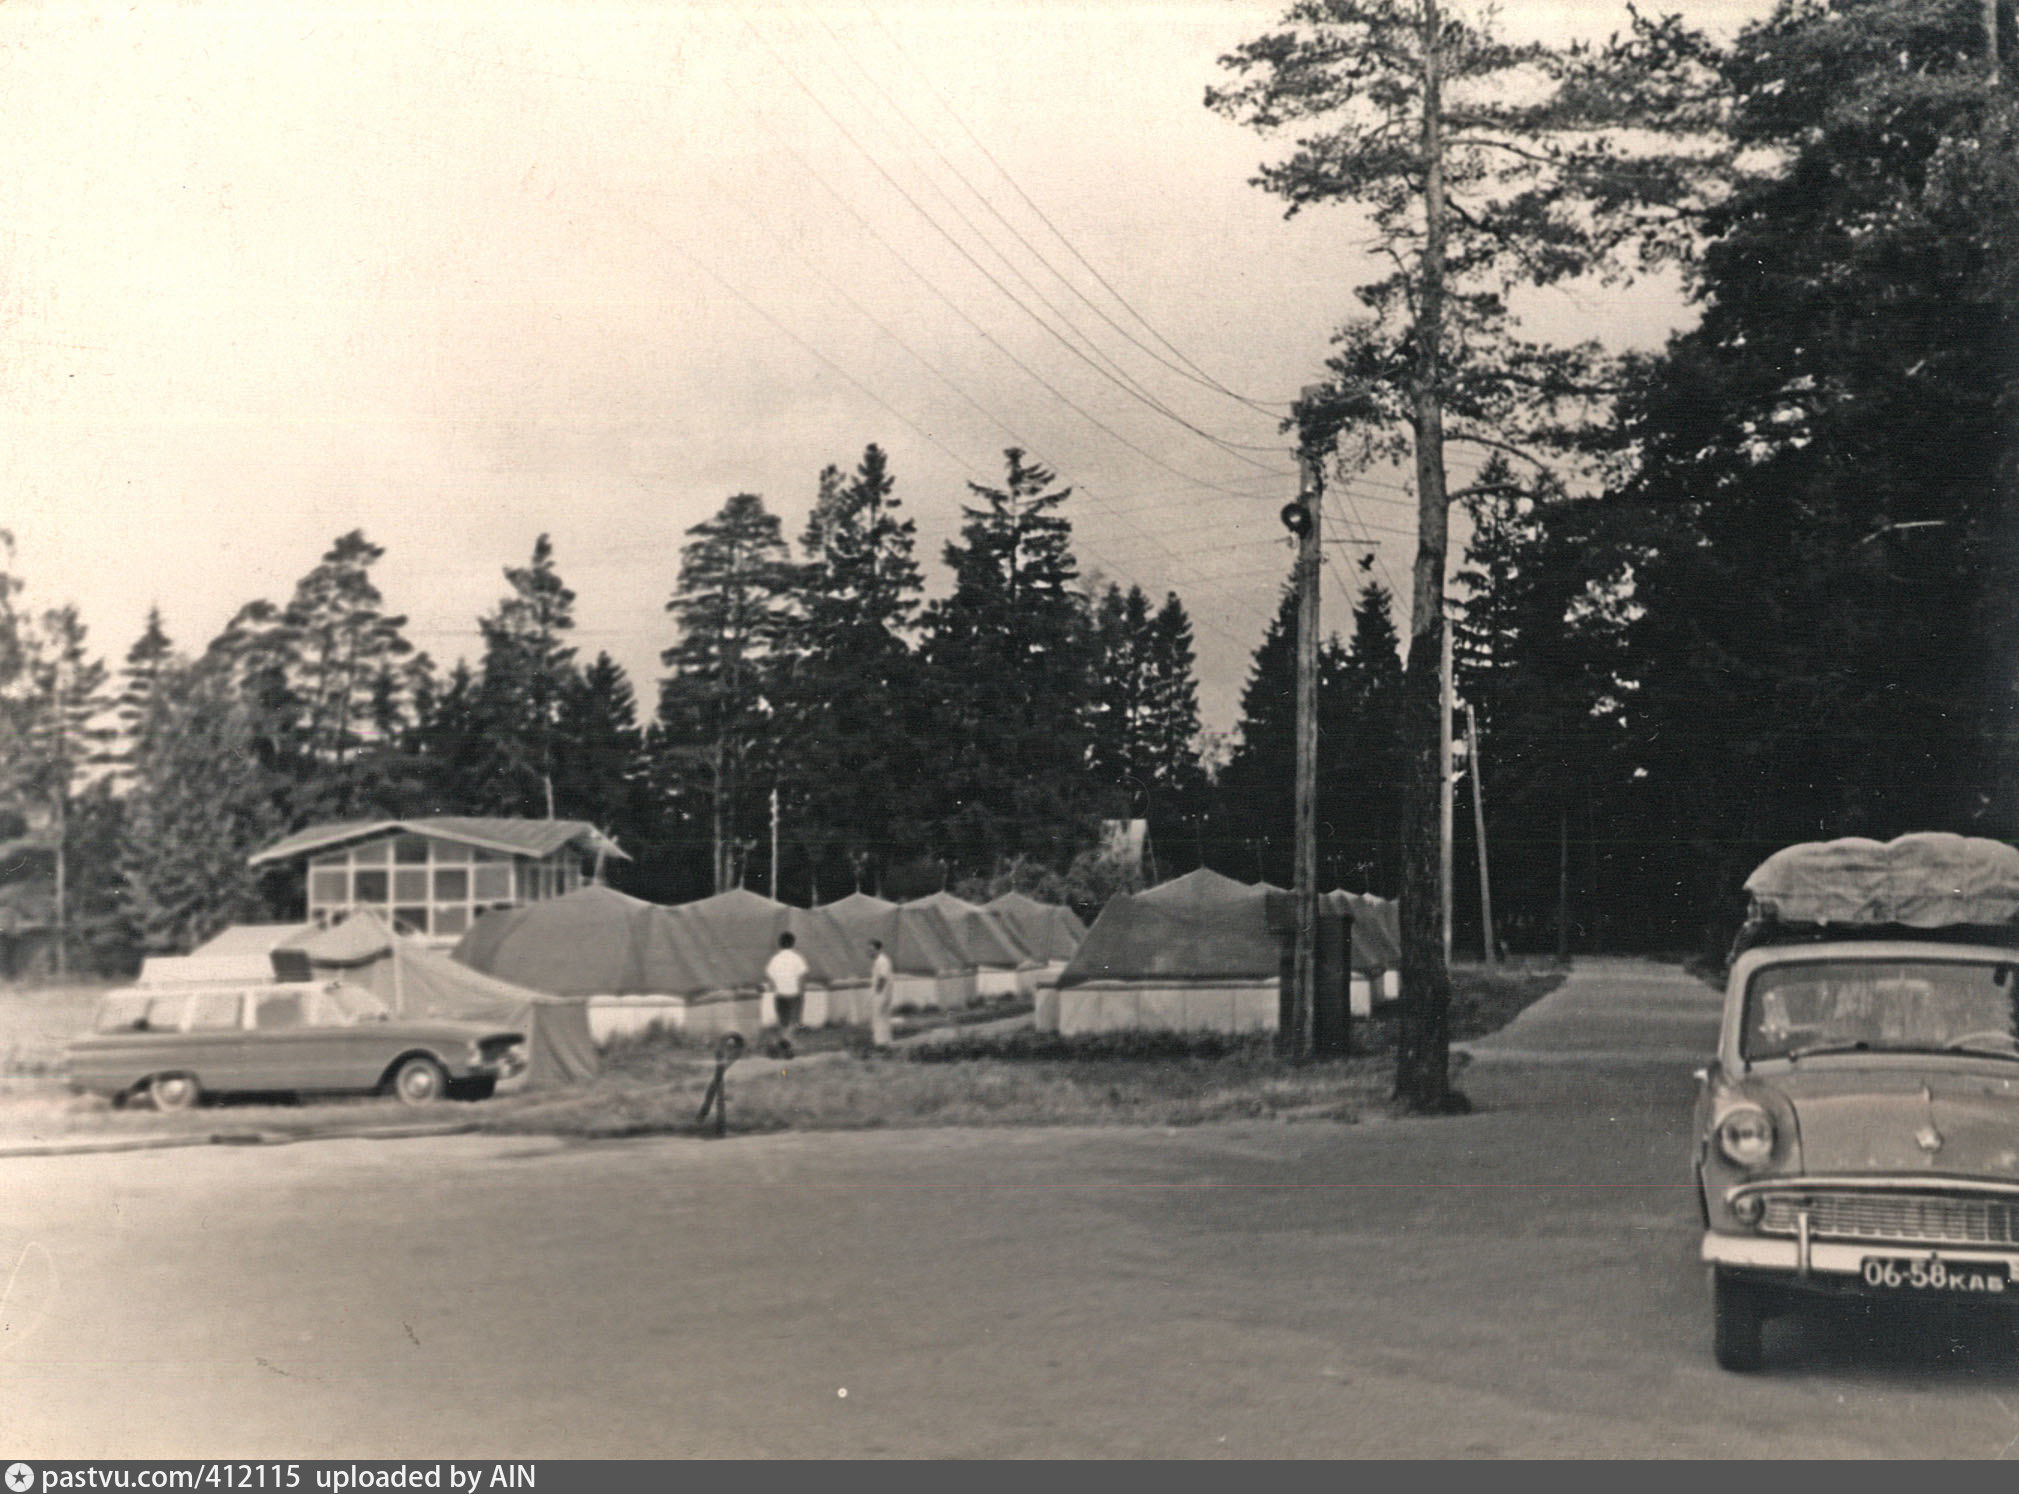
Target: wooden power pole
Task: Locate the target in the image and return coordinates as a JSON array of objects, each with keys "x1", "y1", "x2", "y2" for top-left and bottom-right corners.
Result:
[
  {"x1": 769, "y1": 785, "x2": 781, "y2": 901},
  {"x1": 1439, "y1": 618, "x2": 1454, "y2": 968},
  {"x1": 1288, "y1": 393, "x2": 1325, "y2": 1060},
  {"x1": 1465, "y1": 701, "x2": 1496, "y2": 964}
]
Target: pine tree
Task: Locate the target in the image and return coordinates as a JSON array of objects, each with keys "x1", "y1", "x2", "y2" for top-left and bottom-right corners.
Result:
[
  {"x1": 659, "y1": 494, "x2": 800, "y2": 892},
  {"x1": 196, "y1": 533, "x2": 419, "y2": 822},
  {"x1": 1210, "y1": 0, "x2": 1726, "y2": 1110},
  {"x1": 284, "y1": 531, "x2": 415, "y2": 780},
  {"x1": 920, "y1": 448, "x2": 1094, "y2": 879}
]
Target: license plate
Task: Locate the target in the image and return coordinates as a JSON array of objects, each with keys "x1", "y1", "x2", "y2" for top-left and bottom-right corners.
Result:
[{"x1": 1860, "y1": 1256, "x2": 2013, "y2": 1294}]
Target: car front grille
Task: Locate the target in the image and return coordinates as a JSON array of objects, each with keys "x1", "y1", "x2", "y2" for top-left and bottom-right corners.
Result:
[{"x1": 1759, "y1": 1191, "x2": 2019, "y2": 1248}]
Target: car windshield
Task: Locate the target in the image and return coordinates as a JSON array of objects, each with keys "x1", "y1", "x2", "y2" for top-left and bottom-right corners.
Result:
[{"x1": 1744, "y1": 958, "x2": 2019, "y2": 1061}]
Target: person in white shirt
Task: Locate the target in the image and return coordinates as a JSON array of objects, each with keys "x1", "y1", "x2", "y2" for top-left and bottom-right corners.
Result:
[
  {"x1": 764, "y1": 931, "x2": 810, "y2": 1055},
  {"x1": 869, "y1": 938, "x2": 896, "y2": 1048}
]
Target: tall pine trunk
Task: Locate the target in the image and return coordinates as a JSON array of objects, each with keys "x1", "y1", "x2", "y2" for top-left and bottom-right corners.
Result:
[{"x1": 1394, "y1": 0, "x2": 1461, "y2": 1114}]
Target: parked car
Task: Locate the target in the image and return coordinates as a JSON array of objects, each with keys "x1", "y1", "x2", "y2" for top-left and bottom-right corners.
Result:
[
  {"x1": 1695, "y1": 834, "x2": 2019, "y2": 1371},
  {"x1": 66, "y1": 980, "x2": 526, "y2": 1110}
]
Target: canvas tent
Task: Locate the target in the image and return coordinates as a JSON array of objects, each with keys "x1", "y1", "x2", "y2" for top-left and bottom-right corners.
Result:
[
  {"x1": 139, "y1": 923, "x2": 315, "y2": 986},
  {"x1": 983, "y1": 892, "x2": 1086, "y2": 980},
  {"x1": 279, "y1": 912, "x2": 596, "y2": 1088},
  {"x1": 819, "y1": 892, "x2": 977, "y2": 1010},
  {"x1": 673, "y1": 889, "x2": 870, "y2": 1028},
  {"x1": 452, "y1": 885, "x2": 757, "y2": 1042},
  {"x1": 1045, "y1": 868, "x2": 1350, "y2": 1040},
  {"x1": 904, "y1": 892, "x2": 1043, "y2": 996},
  {"x1": 1325, "y1": 891, "x2": 1403, "y2": 1009}
]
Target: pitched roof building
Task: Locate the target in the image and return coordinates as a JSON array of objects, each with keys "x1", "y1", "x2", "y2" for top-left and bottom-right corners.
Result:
[{"x1": 249, "y1": 817, "x2": 628, "y2": 943}]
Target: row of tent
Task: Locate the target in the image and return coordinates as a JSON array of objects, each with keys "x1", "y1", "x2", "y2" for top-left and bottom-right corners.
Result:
[
  {"x1": 452, "y1": 887, "x2": 1087, "y2": 1040},
  {"x1": 144, "y1": 871, "x2": 1401, "y2": 1054}
]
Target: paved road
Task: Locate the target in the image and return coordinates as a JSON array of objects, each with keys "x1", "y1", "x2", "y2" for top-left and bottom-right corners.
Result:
[{"x1": 5, "y1": 958, "x2": 2019, "y2": 1458}]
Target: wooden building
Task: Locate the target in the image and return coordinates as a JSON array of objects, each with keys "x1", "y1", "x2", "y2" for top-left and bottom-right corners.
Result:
[{"x1": 248, "y1": 817, "x2": 628, "y2": 943}]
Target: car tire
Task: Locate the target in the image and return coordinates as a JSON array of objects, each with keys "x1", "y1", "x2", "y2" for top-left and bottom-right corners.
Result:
[
  {"x1": 447, "y1": 1078, "x2": 496, "y2": 1102},
  {"x1": 1713, "y1": 1270, "x2": 1766, "y2": 1372},
  {"x1": 149, "y1": 1072, "x2": 201, "y2": 1112},
  {"x1": 392, "y1": 1056, "x2": 448, "y2": 1107}
]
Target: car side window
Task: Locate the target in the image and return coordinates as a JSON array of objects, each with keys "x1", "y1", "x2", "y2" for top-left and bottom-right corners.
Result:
[
  {"x1": 185, "y1": 991, "x2": 244, "y2": 1031},
  {"x1": 143, "y1": 995, "x2": 187, "y2": 1032},
  {"x1": 254, "y1": 993, "x2": 306, "y2": 1030}
]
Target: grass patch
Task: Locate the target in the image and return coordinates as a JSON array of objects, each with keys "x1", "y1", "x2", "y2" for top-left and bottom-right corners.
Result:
[
  {"x1": 0, "y1": 966, "x2": 1563, "y2": 1147},
  {"x1": 477, "y1": 1043, "x2": 1390, "y2": 1140},
  {"x1": 1446, "y1": 958, "x2": 1570, "y2": 1042}
]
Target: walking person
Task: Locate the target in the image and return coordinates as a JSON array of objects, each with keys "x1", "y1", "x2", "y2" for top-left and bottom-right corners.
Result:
[
  {"x1": 764, "y1": 930, "x2": 809, "y2": 1058},
  {"x1": 869, "y1": 938, "x2": 896, "y2": 1049}
]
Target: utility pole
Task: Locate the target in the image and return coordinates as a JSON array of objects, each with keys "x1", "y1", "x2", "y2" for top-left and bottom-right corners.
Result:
[
  {"x1": 1439, "y1": 617, "x2": 1454, "y2": 968},
  {"x1": 1557, "y1": 809, "x2": 1570, "y2": 963},
  {"x1": 1287, "y1": 386, "x2": 1326, "y2": 1060},
  {"x1": 769, "y1": 785, "x2": 781, "y2": 901},
  {"x1": 1465, "y1": 701, "x2": 1496, "y2": 964}
]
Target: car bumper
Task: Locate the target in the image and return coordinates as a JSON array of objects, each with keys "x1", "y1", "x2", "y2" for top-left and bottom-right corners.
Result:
[{"x1": 1703, "y1": 1232, "x2": 2019, "y2": 1298}]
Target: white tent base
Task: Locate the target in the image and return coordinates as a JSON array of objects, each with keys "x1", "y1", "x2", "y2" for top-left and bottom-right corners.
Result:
[{"x1": 1054, "y1": 980, "x2": 1280, "y2": 1037}]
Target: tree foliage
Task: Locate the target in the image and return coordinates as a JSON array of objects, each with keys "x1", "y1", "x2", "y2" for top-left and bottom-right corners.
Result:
[{"x1": 921, "y1": 448, "x2": 1095, "y2": 879}]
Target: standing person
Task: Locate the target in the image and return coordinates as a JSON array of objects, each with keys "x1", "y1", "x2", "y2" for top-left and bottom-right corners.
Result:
[
  {"x1": 869, "y1": 938, "x2": 896, "y2": 1049},
  {"x1": 764, "y1": 930, "x2": 809, "y2": 1058}
]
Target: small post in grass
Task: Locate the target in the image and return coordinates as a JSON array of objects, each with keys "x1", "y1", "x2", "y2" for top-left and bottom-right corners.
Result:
[{"x1": 696, "y1": 1031, "x2": 745, "y2": 1138}]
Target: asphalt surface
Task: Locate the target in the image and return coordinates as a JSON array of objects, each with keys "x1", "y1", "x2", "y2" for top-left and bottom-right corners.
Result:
[{"x1": 6, "y1": 957, "x2": 2019, "y2": 1458}]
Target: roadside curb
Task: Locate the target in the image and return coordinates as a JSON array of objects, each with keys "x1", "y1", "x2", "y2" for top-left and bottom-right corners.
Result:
[{"x1": 0, "y1": 1117, "x2": 480, "y2": 1160}]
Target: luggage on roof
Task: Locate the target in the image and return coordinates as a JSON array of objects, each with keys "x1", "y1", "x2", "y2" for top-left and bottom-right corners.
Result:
[{"x1": 1740, "y1": 833, "x2": 2019, "y2": 943}]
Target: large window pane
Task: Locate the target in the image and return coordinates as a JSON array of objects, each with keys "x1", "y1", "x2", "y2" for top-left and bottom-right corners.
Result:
[
  {"x1": 394, "y1": 834, "x2": 429, "y2": 864},
  {"x1": 353, "y1": 840, "x2": 391, "y2": 863},
  {"x1": 433, "y1": 868, "x2": 468, "y2": 901},
  {"x1": 394, "y1": 906, "x2": 430, "y2": 936},
  {"x1": 434, "y1": 841, "x2": 472, "y2": 863},
  {"x1": 433, "y1": 905, "x2": 469, "y2": 936},
  {"x1": 310, "y1": 870, "x2": 348, "y2": 904},
  {"x1": 354, "y1": 869, "x2": 389, "y2": 903},
  {"x1": 394, "y1": 869, "x2": 429, "y2": 901},
  {"x1": 474, "y1": 865, "x2": 512, "y2": 901}
]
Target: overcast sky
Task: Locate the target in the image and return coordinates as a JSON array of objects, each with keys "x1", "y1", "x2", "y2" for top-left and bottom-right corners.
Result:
[{"x1": 1, "y1": 0, "x2": 1779, "y2": 738}]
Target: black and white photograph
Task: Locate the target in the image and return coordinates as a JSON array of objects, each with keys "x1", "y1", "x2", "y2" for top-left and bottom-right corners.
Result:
[{"x1": 0, "y1": 0, "x2": 2013, "y2": 1462}]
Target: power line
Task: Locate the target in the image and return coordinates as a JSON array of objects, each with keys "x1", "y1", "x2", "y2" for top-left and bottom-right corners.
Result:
[
  {"x1": 811, "y1": 8, "x2": 1293, "y2": 429},
  {"x1": 859, "y1": 1, "x2": 1296, "y2": 418},
  {"x1": 741, "y1": 16, "x2": 1297, "y2": 481}
]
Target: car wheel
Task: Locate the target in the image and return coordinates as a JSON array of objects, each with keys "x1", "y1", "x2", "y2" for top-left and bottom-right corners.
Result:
[
  {"x1": 149, "y1": 1072, "x2": 201, "y2": 1112},
  {"x1": 1713, "y1": 1270, "x2": 1766, "y2": 1372},
  {"x1": 447, "y1": 1078, "x2": 496, "y2": 1102},
  {"x1": 393, "y1": 1056, "x2": 448, "y2": 1107}
]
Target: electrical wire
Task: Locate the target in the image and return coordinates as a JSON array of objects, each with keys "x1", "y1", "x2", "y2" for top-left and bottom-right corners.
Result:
[{"x1": 859, "y1": 1, "x2": 1297, "y2": 417}]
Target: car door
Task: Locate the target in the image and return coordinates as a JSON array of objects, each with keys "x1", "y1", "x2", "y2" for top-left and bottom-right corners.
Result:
[
  {"x1": 172, "y1": 988, "x2": 251, "y2": 1093},
  {"x1": 242, "y1": 989, "x2": 341, "y2": 1095}
]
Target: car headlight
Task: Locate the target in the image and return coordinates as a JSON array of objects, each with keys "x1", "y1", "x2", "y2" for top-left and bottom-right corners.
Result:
[{"x1": 1717, "y1": 1104, "x2": 1776, "y2": 1167}]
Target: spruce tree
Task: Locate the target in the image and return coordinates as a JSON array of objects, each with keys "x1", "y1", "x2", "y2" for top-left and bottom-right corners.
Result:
[
  {"x1": 789, "y1": 445, "x2": 926, "y2": 898},
  {"x1": 660, "y1": 494, "x2": 800, "y2": 892},
  {"x1": 921, "y1": 448, "x2": 1094, "y2": 879},
  {"x1": 474, "y1": 534, "x2": 581, "y2": 818}
]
